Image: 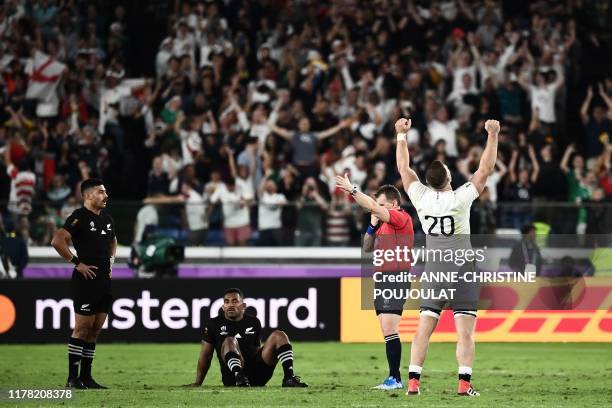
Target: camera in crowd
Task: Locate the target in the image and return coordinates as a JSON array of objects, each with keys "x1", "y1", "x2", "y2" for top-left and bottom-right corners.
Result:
[{"x1": 128, "y1": 230, "x2": 185, "y2": 278}]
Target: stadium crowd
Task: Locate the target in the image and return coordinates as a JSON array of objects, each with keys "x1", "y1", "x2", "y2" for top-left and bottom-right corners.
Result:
[{"x1": 0, "y1": 0, "x2": 611, "y2": 249}]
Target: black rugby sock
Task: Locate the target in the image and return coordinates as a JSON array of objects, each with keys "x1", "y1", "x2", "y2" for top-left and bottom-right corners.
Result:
[
  {"x1": 224, "y1": 351, "x2": 242, "y2": 374},
  {"x1": 68, "y1": 337, "x2": 84, "y2": 380},
  {"x1": 80, "y1": 342, "x2": 96, "y2": 380},
  {"x1": 384, "y1": 333, "x2": 402, "y2": 381},
  {"x1": 275, "y1": 344, "x2": 294, "y2": 378}
]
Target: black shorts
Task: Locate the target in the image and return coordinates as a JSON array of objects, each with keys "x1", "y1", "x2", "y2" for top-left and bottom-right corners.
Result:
[
  {"x1": 374, "y1": 278, "x2": 408, "y2": 316},
  {"x1": 244, "y1": 348, "x2": 276, "y2": 386},
  {"x1": 72, "y1": 278, "x2": 112, "y2": 316}
]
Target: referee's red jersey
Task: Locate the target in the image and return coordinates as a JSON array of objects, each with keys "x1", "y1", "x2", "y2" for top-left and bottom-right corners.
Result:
[{"x1": 374, "y1": 208, "x2": 414, "y2": 272}]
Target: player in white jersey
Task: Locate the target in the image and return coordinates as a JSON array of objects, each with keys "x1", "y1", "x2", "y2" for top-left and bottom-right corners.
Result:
[{"x1": 395, "y1": 117, "x2": 501, "y2": 397}]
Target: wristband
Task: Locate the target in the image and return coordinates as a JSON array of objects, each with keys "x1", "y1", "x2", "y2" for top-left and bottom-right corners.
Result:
[
  {"x1": 366, "y1": 223, "x2": 379, "y2": 235},
  {"x1": 351, "y1": 186, "x2": 358, "y2": 196},
  {"x1": 70, "y1": 256, "x2": 80, "y2": 266},
  {"x1": 396, "y1": 132, "x2": 407, "y2": 142}
]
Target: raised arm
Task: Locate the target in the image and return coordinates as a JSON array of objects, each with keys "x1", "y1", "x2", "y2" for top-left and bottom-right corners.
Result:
[
  {"x1": 496, "y1": 155, "x2": 508, "y2": 178},
  {"x1": 267, "y1": 121, "x2": 292, "y2": 140},
  {"x1": 335, "y1": 173, "x2": 391, "y2": 223},
  {"x1": 174, "y1": 110, "x2": 185, "y2": 134},
  {"x1": 508, "y1": 149, "x2": 518, "y2": 183},
  {"x1": 598, "y1": 82, "x2": 612, "y2": 119},
  {"x1": 317, "y1": 119, "x2": 350, "y2": 140},
  {"x1": 527, "y1": 144, "x2": 540, "y2": 183},
  {"x1": 471, "y1": 119, "x2": 500, "y2": 194},
  {"x1": 517, "y1": 70, "x2": 531, "y2": 92},
  {"x1": 268, "y1": 100, "x2": 291, "y2": 140},
  {"x1": 551, "y1": 64, "x2": 565, "y2": 90},
  {"x1": 560, "y1": 144, "x2": 574, "y2": 174},
  {"x1": 226, "y1": 146, "x2": 238, "y2": 179},
  {"x1": 394, "y1": 118, "x2": 420, "y2": 191},
  {"x1": 143, "y1": 195, "x2": 185, "y2": 205},
  {"x1": 206, "y1": 110, "x2": 218, "y2": 134}
]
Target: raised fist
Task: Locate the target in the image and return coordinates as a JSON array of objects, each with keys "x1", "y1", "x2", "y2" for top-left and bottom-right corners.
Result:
[
  {"x1": 395, "y1": 118, "x2": 412, "y2": 134},
  {"x1": 484, "y1": 119, "x2": 500, "y2": 135}
]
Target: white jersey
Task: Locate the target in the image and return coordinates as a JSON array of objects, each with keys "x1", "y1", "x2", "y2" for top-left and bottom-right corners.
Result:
[{"x1": 406, "y1": 181, "x2": 479, "y2": 235}]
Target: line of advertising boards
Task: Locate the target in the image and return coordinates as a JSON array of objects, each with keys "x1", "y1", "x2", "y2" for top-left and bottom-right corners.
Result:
[{"x1": 1, "y1": 278, "x2": 611, "y2": 343}]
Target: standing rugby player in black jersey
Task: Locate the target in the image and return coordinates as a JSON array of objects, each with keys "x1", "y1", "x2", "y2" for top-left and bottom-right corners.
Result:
[
  {"x1": 184, "y1": 288, "x2": 308, "y2": 387},
  {"x1": 52, "y1": 179, "x2": 116, "y2": 389}
]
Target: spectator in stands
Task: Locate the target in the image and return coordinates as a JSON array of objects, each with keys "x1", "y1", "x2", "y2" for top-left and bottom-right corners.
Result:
[
  {"x1": 580, "y1": 84, "x2": 612, "y2": 162},
  {"x1": 177, "y1": 180, "x2": 211, "y2": 246},
  {"x1": 134, "y1": 198, "x2": 159, "y2": 244},
  {"x1": 277, "y1": 165, "x2": 301, "y2": 245},
  {"x1": 470, "y1": 187, "x2": 496, "y2": 234},
  {"x1": 427, "y1": 106, "x2": 462, "y2": 157},
  {"x1": 210, "y1": 177, "x2": 253, "y2": 246},
  {"x1": 4, "y1": 149, "x2": 35, "y2": 221},
  {"x1": 585, "y1": 188, "x2": 607, "y2": 243},
  {"x1": 257, "y1": 176, "x2": 287, "y2": 246},
  {"x1": 325, "y1": 191, "x2": 352, "y2": 246},
  {"x1": 148, "y1": 156, "x2": 170, "y2": 196},
  {"x1": 46, "y1": 174, "x2": 71, "y2": 209},
  {"x1": 519, "y1": 65, "x2": 565, "y2": 127},
  {"x1": 534, "y1": 144, "x2": 567, "y2": 201},
  {"x1": 295, "y1": 177, "x2": 328, "y2": 247},
  {"x1": 507, "y1": 145, "x2": 539, "y2": 228},
  {"x1": 509, "y1": 224, "x2": 543, "y2": 276},
  {"x1": 598, "y1": 143, "x2": 612, "y2": 198},
  {"x1": 0, "y1": 213, "x2": 28, "y2": 278},
  {"x1": 561, "y1": 144, "x2": 590, "y2": 233},
  {"x1": 1, "y1": 0, "x2": 609, "y2": 247},
  {"x1": 268, "y1": 107, "x2": 351, "y2": 181}
]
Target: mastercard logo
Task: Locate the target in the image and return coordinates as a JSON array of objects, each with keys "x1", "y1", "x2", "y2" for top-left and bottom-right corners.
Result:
[{"x1": 0, "y1": 295, "x2": 16, "y2": 334}]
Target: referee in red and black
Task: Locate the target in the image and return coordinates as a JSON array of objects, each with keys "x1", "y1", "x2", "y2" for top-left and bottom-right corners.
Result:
[
  {"x1": 336, "y1": 173, "x2": 414, "y2": 389},
  {"x1": 51, "y1": 179, "x2": 117, "y2": 389}
]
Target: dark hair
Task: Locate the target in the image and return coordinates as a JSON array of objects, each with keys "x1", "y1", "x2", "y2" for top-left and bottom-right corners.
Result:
[
  {"x1": 374, "y1": 184, "x2": 401, "y2": 206},
  {"x1": 80, "y1": 178, "x2": 104, "y2": 195},
  {"x1": 224, "y1": 288, "x2": 244, "y2": 300},
  {"x1": 425, "y1": 160, "x2": 448, "y2": 189},
  {"x1": 17, "y1": 157, "x2": 33, "y2": 172},
  {"x1": 521, "y1": 224, "x2": 535, "y2": 235}
]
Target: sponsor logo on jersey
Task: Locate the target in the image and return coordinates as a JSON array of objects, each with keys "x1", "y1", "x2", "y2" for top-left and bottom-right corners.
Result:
[{"x1": 245, "y1": 327, "x2": 254, "y2": 334}]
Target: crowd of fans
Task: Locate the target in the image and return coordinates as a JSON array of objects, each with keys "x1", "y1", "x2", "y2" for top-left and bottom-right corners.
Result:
[{"x1": 0, "y1": 0, "x2": 611, "y2": 248}]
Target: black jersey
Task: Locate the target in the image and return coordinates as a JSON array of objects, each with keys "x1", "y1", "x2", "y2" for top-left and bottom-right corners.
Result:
[
  {"x1": 202, "y1": 313, "x2": 262, "y2": 385},
  {"x1": 63, "y1": 207, "x2": 115, "y2": 281}
]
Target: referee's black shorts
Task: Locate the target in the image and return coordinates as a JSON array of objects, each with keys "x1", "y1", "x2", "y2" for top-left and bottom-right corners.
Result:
[
  {"x1": 374, "y1": 278, "x2": 409, "y2": 316},
  {"x1": 71, "y1": 270, "x2": 112, "y2": 316}
]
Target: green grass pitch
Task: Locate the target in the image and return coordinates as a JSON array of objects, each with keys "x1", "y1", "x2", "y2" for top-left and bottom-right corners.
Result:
[{"x1": 1, "y1": 343, "x2": 611, "y2": 407}]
